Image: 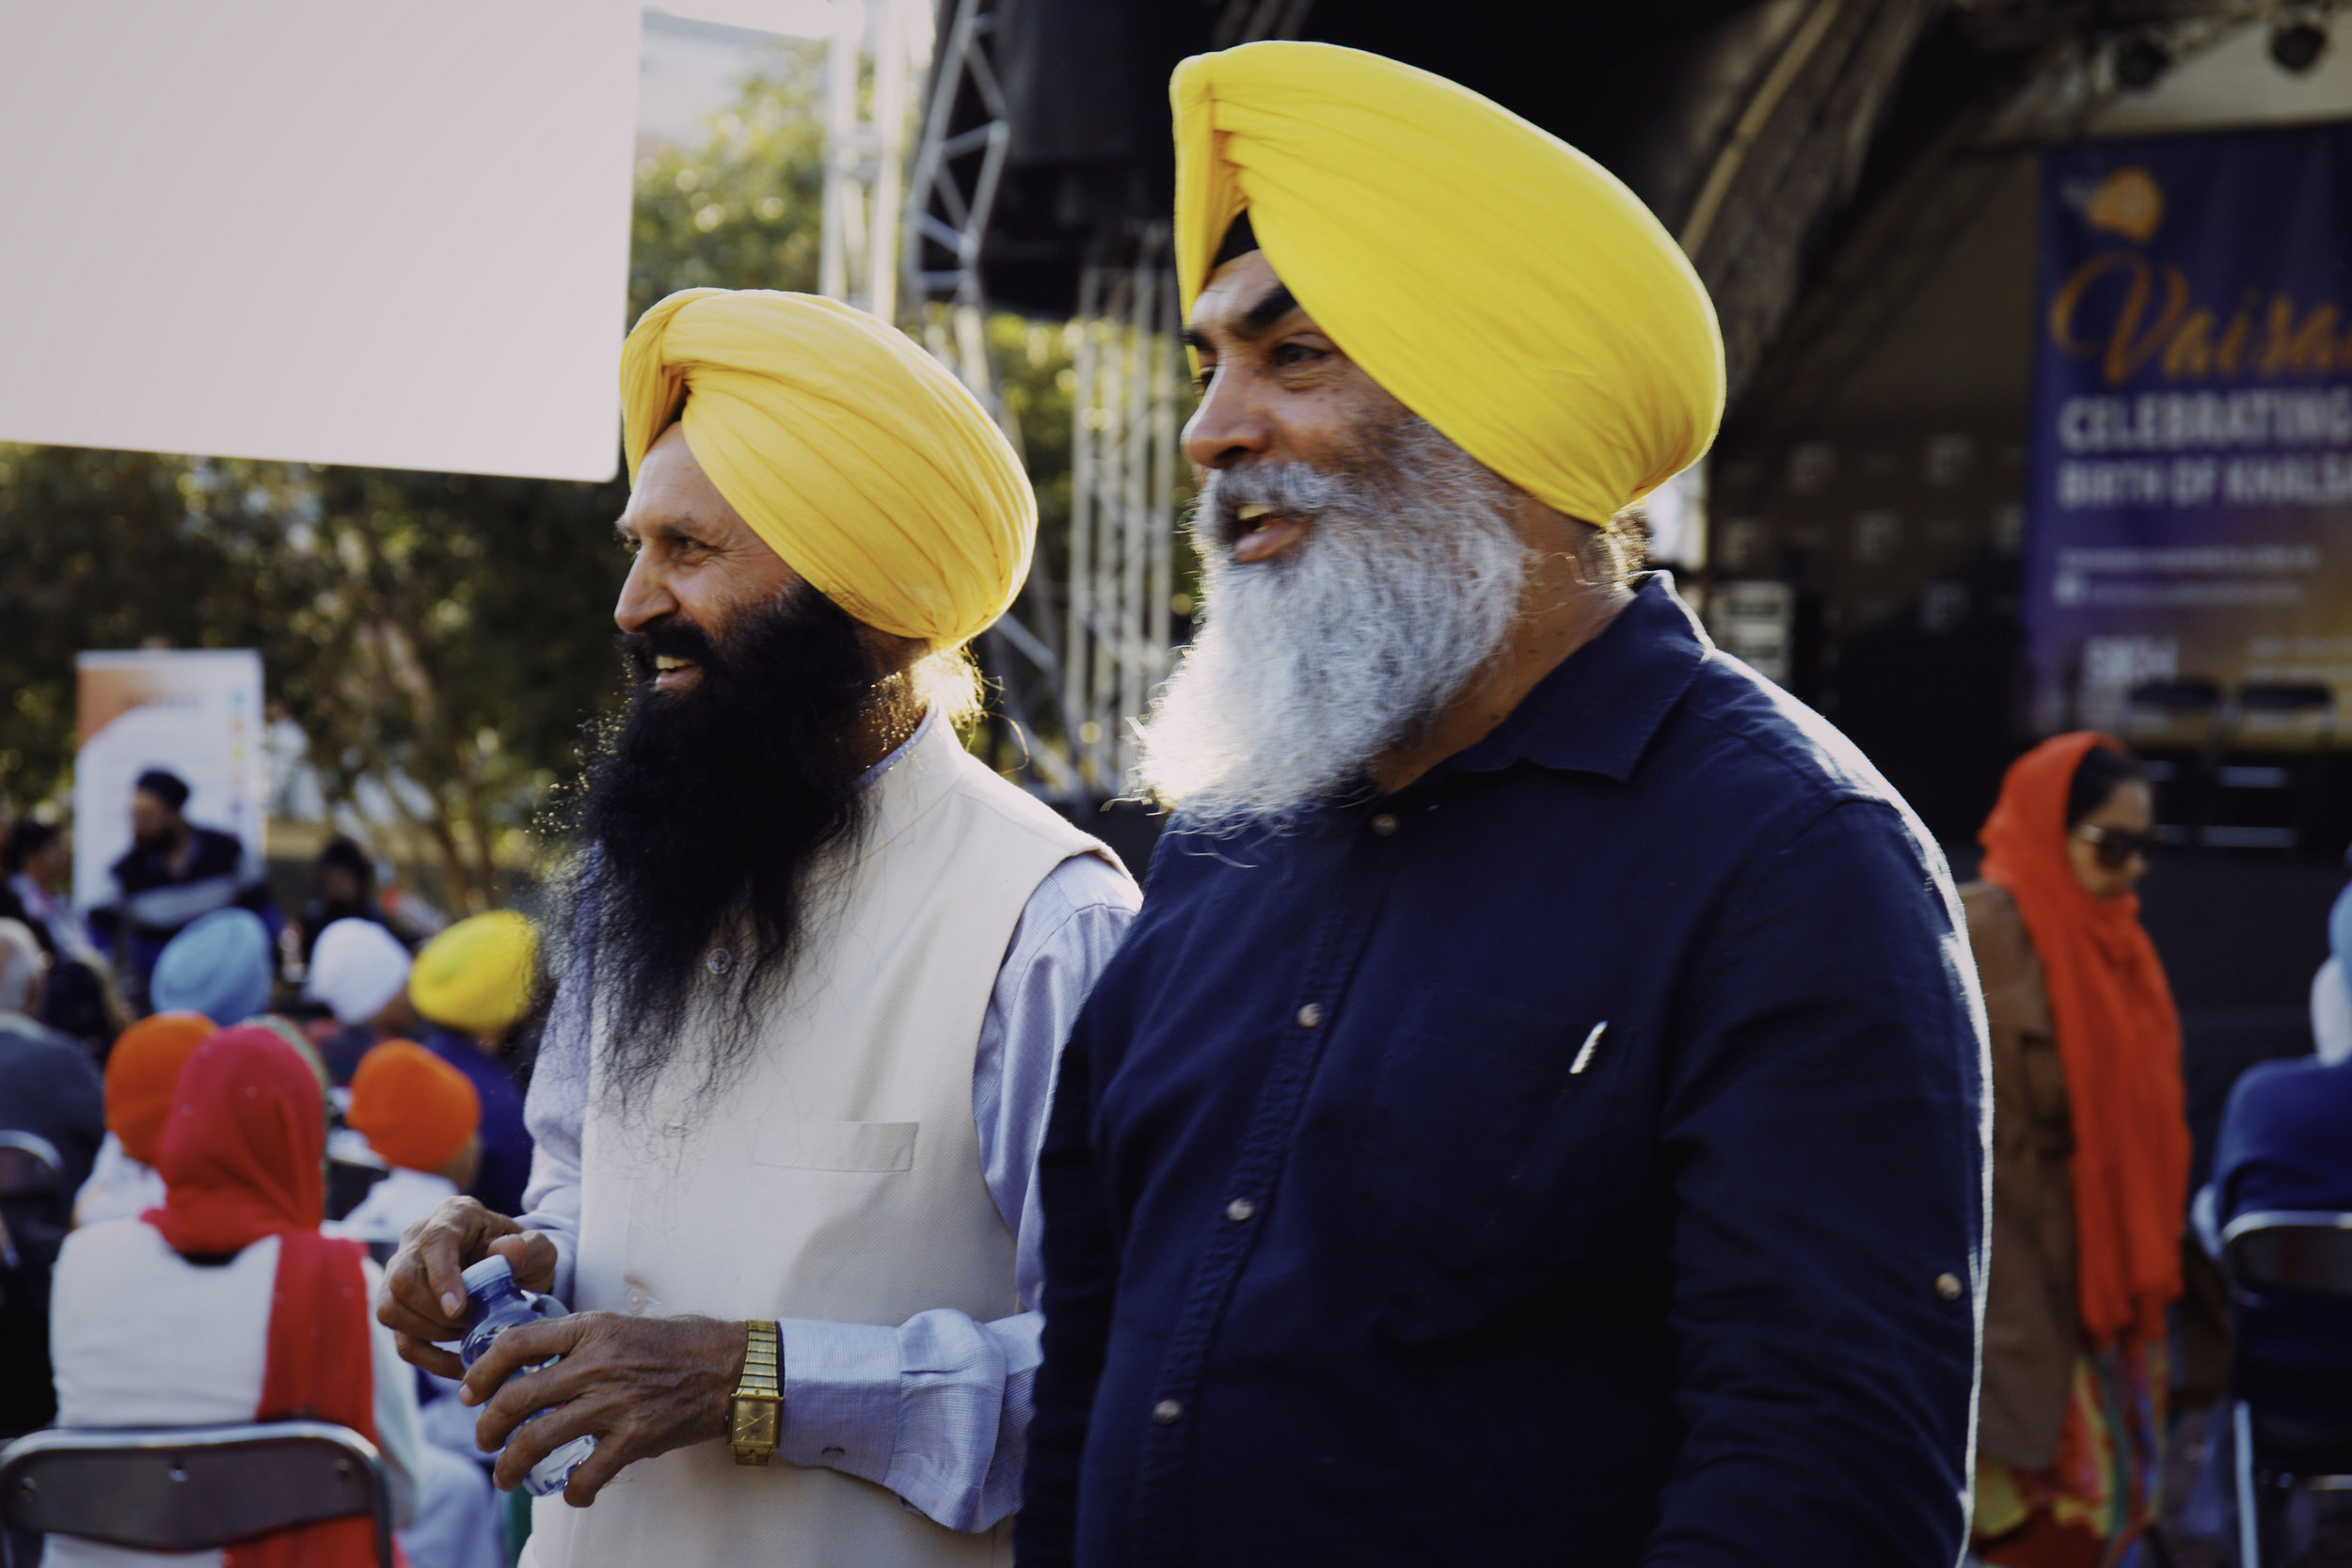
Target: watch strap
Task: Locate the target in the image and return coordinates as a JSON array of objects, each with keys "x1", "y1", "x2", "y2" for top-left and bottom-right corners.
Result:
[{"x1": 729, "y1": 1319, "x2": 783, "y2": 1465}]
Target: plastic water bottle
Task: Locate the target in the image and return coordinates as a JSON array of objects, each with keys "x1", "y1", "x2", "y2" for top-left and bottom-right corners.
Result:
[{"x1": 458, "y1": 1255, "x2": 596, "y2": 1497}]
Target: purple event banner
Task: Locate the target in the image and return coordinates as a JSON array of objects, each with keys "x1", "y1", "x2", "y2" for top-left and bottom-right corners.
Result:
[{"x1": 2026, "y1": 122, "x2": 2352, "y2": 736}]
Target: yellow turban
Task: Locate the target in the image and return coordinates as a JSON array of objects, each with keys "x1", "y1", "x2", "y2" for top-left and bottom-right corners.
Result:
[
  {"x1": 1171, "y1": 42, "x2": 1724, "y2": 527},
  {"x1": 620, "y1": 289, "x2": 1035, "y2": 646},
  {"x1": 408, "y1": 911, "x2": 537, "y2": 1040}
]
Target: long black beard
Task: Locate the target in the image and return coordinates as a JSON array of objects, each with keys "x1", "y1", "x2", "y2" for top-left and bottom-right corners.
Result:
[{"x1": 563, "y1": 592, "x2": 898, "y2": 1107}]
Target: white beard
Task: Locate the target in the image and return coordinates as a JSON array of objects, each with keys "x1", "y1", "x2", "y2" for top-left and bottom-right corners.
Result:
[{"x1": 1136, "y1": 418, "x2": 1532, "y2": 832}]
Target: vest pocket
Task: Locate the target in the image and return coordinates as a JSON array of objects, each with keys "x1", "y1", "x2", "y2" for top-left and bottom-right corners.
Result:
[{"x1": 753, "y1": 1118, "x2": 920, "y2": 1172}]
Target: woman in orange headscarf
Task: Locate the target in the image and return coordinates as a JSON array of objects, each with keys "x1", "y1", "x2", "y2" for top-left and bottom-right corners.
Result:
[
  {"x1": 1964, "y1": 733, "x2": 2190, "y2": 1567},
  {"x1": 45, "y1": 1025, "x2": 423, "y2": 1567}
]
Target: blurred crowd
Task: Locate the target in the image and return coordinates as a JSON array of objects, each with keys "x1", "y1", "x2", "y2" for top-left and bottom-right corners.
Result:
[
  {"x1": 0, "y1": 779, "x2": 543, "y2": 1568},
  {"x1": 8, "y1": 734, "x2": 2352, "y2": 1565},
  {"x1": 2, "y1": 742, "x2": 2351, "y2": 1565}
]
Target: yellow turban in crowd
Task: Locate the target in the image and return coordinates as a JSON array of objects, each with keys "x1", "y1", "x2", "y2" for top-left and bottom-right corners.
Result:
[
  {"x1": 620, "y1": 289, "x2": 1035, "y2": 647},
  {"x1": 408, "y1": 910, "x2": 537, "y2": 1040},
  {"x1": 1171, "y1": 42, "x2": 1724, "y2": 528}
]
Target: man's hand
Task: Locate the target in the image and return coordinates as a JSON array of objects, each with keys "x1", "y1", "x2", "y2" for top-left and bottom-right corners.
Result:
[
  {"x1": 460, "y1": 1310, "x2": 750, "y2": 1504},
  {"x1": 376, "y1": 1196, "x2": 560, "y2": 1378}
]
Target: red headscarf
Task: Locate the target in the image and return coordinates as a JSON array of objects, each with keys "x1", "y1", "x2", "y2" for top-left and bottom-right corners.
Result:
[
  {"x1": 144, "y1": 1025, "x2": 385, "y2": 1568},
  {"x1": 1979, "y1": 733, "x2": 2189, "y2": 1345}
]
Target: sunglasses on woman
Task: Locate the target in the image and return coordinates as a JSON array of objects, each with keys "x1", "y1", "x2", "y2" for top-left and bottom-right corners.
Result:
[{"x1": 2074, "y1": 823, "x2": 2159, "y2": 870}]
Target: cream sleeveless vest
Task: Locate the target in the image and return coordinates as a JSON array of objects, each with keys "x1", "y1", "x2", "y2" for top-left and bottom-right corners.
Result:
[{"x1": 525, "y1": 718, "x2": 1107, "y2": 1568}]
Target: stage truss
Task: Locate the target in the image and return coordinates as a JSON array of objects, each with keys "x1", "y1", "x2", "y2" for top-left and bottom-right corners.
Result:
[
  {"x1": 892, "y1": 0, "x2": 1195, "y2": 803},
  {"x1": 1064, "y1": 233, "x2": 1184, "y2": 797},
  {"x1": 837, "y1": 0, "x2": 1312, "y2": 803}
]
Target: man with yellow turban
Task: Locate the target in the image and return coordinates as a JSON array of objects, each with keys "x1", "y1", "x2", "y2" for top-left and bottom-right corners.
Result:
[
  {"x1": 407, "y1": 910, "x2": 539, "y2": 1216},
  {"x1": 1018, "y1": 43, "x2": 1988, "y2": 1568},
  {"x1": 378, "y1": 290, "x2": 1138, "y2": 1565}
]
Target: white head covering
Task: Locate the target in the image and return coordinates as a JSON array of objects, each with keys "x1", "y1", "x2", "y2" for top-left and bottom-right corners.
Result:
[
  {"x1": 305, "y1": 917, "x2": 413, "y2": 1027},
  {"x1": 2312, "y1": 955, "x2": 2352, "y2": 1068}
]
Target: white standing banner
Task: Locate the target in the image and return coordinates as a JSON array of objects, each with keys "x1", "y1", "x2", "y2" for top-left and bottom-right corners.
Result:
[
  {"x1": 0, "y1": 2, "x2": 638, "y2": 482},
  {"x1": 73, "y1": 651, "x2": 269, "y2": 914}
]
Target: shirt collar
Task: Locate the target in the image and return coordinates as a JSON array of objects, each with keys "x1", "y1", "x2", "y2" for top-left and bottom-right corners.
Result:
[
  {"x1": 854, "y1": 708, "x2": 934, "y2": 794},
  {"x1": 1438, "y1": 573, "x2": 1710, "y2": 784}
]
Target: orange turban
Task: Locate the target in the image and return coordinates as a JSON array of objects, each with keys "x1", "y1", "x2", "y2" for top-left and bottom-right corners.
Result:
[
  {"x1": 346, "y1": 1040, "x2": 480, "y2": 1174},
  {"x1": 105, "y1": 1012, "x2": 217, "y2": 1165}
]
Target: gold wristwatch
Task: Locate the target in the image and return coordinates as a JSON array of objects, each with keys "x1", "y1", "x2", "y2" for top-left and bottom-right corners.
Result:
[{"x1": 729, "y1": 1320, "x2": 783, "y2": 1465}]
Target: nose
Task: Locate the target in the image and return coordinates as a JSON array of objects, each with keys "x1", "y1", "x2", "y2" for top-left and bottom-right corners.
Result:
[
  {"x1": 613, "y1": 548, "x2": 677, "y2": 636},
  {"x1": 1182, "y1": 366, "x2": 1276, "y2": 470}
]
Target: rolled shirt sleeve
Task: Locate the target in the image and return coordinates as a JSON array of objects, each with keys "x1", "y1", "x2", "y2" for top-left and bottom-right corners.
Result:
[{"x1": 1645, "y1": 799, "x2": 1989, "y2": 1565}]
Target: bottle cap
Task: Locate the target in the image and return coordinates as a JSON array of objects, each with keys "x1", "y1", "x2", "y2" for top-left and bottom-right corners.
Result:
[{"x1": 460, "y1": 1255, "x2": 515, "y2": 1296}]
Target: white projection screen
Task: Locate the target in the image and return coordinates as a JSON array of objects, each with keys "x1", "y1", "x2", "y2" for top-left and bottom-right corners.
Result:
[{"x1": 0, "y1": 2, "x2": 640, "y2": 482}]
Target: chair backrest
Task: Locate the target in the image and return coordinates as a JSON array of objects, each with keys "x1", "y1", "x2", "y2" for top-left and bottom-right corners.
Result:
[
  {"x1": 326, "y1": 1156, "x2": 391, "y2": 1224},
  {"x1": 2223, "y1": 1211, "x2": 2352, "y2": 1298},
  {"x1": 2129, "y1": 677, "x2": 2225, "y2": 714},
  {"x1": 0, "y1": 1132, "x2": 62, "y2": 1201},
  {"x1": 2231, "y1": 682, "x2": 2337, "y2": 753},
  {"x1": 0, "y1": 1420, "x2": 392, "y2": 1568},
  {"x1": 2123, "y1": 678, "x2": 2225, "y2": 751}
]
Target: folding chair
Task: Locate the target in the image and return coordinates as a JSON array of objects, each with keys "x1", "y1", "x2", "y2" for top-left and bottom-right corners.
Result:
[
  {"x1": 0, "y1": 1133, "x2": 59, "y2": 1199},
  {"x1": 0, "y1": 1420, "x2": 394, "y2": 1568},
  {"x1": 0, "y1": 1132, "x2": 61, "y2": 1274},
  {"x1": 2219, "y1": 1210, "x2": 2352, "y2": 1566}
]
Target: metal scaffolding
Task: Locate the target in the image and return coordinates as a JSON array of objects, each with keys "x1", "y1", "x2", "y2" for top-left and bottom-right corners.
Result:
[
  {"x1": 900, "y1": 0, "x2": 1014, "y2": 437},
  {"x1": 1064, "y1": 233, "x2": 1184, "y2": 794},
  {"x1": 892, "y1": 1, "x2": 1206, "y2": 803},
  {"x1": 818, "y1": 0, "x2": 911, "y2": 325}
]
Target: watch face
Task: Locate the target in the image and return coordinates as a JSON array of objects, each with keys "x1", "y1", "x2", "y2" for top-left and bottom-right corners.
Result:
[{"x1": 732, "y1": 1396, "x2": 782, "y2": 1449}]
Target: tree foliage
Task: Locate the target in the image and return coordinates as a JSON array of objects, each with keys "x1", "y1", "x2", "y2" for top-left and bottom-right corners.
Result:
[
  {"x1": 0, "y1": 40, "x2": 1103, "y2": 907},
  {"x1": 0, "y1": 44, "x2": 841, "y2": 909},
  {"x1": 629, "y1": 40, "x2": 826, "y2": 315}
]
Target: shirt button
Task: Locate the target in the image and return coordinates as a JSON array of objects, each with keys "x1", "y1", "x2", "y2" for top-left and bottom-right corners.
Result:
[
  {"x1": 1295, "y1": 1003, "x2": 1325, "y2": 1028},
  {"x1": 1934, "y1": 1272, "x2": 1964, "y2": 1302},
  {"x1": 623, "y1": 1285, "x2": 648, "y2": 1313},
  {"x1": 706, "y1": 947, "x2": 733, "y2": 977},
  {"x1": 1369, "y1": 813, "x2": 1398, "y2": 837},
  {"x1": 1152, "y1": 1399, "x2": 1184, "y2": 1426},
  {"x1": 821, "y1": 1446, "x2": 846, "y2": 1460},
  {"x1": 1225, "y1": 1197, "x2": 1257, "y2": 1223}
]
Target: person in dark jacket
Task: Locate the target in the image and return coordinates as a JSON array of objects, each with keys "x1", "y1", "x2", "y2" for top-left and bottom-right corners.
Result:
[
  {"x1": 297, "y1": 835, "x2": 392, "y2": 963},
  {"x1": 0, "y1": 917, "x2": 105, "y2": 1437},
  {"x1": 405, "y1": 911, "x2": 539, "y2": 1217},
  {"x1": 2211, "y1": 881, "x2": 2352, "y2": 1228},
  {"x1": 103, "y1": 768, "x2": 278, "y2": 1003},
  {"x1": 1017, "y1": 43, "x2": 1988, "y2": 1568}
]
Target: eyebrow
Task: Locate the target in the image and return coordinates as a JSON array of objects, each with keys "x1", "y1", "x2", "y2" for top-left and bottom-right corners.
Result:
[
  {"x1": 1183, "y1": 280, "x2": 1304, "y2": 354},
  {"x1": 1240, "y1": 280, "x2": 1301, "y2": 337}
]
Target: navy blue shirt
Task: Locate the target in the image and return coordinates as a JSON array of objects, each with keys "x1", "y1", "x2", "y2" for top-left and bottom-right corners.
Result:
[
  {"x1": 1020, "y1": 578, "x2": 1989, "y2": 1567},
  {"x1": 2210, "y1": 1053, "x2": 2352, "y2": 1378},
  {"x1": 2213, "y1": 1053, "x2": 2352, "y2": 1225}
]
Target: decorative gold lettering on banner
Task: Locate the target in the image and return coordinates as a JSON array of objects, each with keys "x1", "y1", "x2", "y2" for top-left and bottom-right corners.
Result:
[
  {"x1": 2258, "y1": 300, "x2": 2339, "y2": 376},
  {"x1": 2052, "y1": 252, "x2": 2349, "y2": 387}
]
